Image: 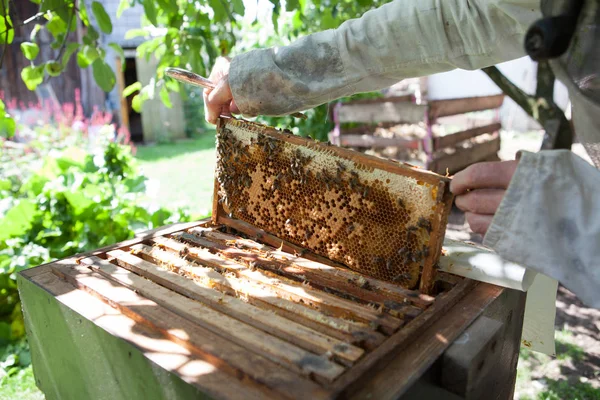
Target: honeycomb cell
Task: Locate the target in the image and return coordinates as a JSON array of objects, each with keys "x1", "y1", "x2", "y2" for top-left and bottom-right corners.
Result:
[{"x1": 214, "y1": 119, "x2": 452, "y2": 289}]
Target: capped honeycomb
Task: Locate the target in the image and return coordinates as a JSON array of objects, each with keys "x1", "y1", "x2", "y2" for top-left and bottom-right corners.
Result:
[{"x1": 214, "y1": 118, "x2": 453, "y2": 290}]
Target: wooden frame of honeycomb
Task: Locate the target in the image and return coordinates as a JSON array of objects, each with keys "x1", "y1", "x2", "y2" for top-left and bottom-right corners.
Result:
[{"x1": 213, "y1": 117, "x2": 454, "y2": 294}]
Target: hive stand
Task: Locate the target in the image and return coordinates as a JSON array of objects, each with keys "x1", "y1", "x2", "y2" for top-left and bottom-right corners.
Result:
[{"x1": 19, "y1": 219, "x2": 526, "y2": 400}]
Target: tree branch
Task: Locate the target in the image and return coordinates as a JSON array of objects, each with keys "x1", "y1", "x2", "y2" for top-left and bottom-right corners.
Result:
[
  {"x1": 482, "y1": 65, "x2": 573, "y2": 150},
  {"x1": 55, "y1": 5, "x2": 76, "y2": 62}
]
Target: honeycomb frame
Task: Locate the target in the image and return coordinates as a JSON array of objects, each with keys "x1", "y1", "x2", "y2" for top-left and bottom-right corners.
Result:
[{"x1": 213, "y1": 117, "x2": 454, "y2": 293}]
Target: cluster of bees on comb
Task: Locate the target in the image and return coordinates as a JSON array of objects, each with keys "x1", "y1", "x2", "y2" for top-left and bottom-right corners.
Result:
[{"x1": 215, "y1": 120, "x2": 443, "y2": 289}]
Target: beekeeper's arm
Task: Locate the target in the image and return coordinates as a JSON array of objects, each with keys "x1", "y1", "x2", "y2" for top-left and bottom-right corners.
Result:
[{"x1": 204, "y1": 0, "x2": 541, "y2": 123}]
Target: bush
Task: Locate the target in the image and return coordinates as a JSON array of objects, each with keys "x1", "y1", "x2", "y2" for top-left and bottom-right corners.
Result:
[{"x1": 0, "y1": 130, "x2": 190, "y2": 350}]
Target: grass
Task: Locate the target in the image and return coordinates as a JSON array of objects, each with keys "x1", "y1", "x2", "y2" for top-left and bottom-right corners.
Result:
[
  {"x1": 516, "y1": 329, "x2": 599, "y2": 400},
  {"x1": 0, "y1": 366, "x2": 42, "y2": 400},
  {"x1": 135, "y1": 131, "x2": 217, "y2": 217}
]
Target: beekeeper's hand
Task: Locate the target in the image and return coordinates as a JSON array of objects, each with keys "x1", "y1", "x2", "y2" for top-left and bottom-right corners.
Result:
[
  {"x1": 450, "y1": 160, "x2": 519, "y2": 235},
  {"x1": 204, "y1": 57, "x2": 239, "y2": 125}
]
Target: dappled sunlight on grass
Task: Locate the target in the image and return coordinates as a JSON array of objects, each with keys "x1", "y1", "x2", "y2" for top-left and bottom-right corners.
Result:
[{"x1": 136, "y1": 133, "x2": 217, "y2": 217}]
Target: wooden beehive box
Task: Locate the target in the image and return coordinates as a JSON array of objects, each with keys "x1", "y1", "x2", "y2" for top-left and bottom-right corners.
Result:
[{"x1": 19, "y1": 118, "x2": 494, "y2": 400}]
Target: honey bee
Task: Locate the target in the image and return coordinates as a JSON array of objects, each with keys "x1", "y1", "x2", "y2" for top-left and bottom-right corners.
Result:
[
  {"x1": 179, "y1": 247, "x2": 190, "y2": 257},
  {"x1": 417, "y1": 217, "x2": 432, "y2": 233},
  {"x1": 346, "y1": 223, "x2": 355, "y2": 234},
  {"x1": 363, "y1": 186, "x2": 370, "y2": 198},
  {"x1": 396, "y1": 198, "x2": 405, "y2": 208},
  {"x1": 336, "y1": 160, "x2": 346, "y2": 171},
  {"x1": 393, "y1": 272, "x2": 412, "y2": 282}
]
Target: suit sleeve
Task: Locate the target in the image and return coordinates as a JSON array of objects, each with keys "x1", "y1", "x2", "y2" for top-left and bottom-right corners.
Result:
[
  {"x1": 229, "y1": 0, "x2": 541, "y2": 116},
  {"x1": 484, "y1": 150, "x2": 600, "y2": 309}
]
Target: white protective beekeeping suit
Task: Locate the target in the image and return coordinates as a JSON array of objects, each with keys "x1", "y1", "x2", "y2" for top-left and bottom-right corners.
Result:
[{"x1": 228, "y1": 0, "x2": 600, "y2": 308}]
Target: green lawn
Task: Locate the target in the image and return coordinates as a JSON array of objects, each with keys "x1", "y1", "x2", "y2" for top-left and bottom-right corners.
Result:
[{"x1": 135, "y1": 131, "x2": 217, "y2": 218}]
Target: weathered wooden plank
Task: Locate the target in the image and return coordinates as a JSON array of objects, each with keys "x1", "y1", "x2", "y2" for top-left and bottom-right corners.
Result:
[
  {"x1": 428, "y1": 95, "x2": 504, "y2": 119},
  {"x1": 24, "y1": 270, "x2": 271, "y2": 400},
  {"x1": 340, "y1": 95, "x2": 414, "y2": 105},
  {"x1": 429, "y1": 135, "x2": 501, "y2": 175},
  {"x1": 329, "y1": 278, "x2": 479, "y2": 398},
  {"x1": 107, "y1": 245, "x2": 364, "y2": 366},
  {"x1": 192, "y1": 227, "x2": 432, "y2": 311},
  {"x1": 50, "y1": 264, "x2": 329, "y2": 399},
  {"x1": 337, "y1": 101, "x2": 426, "y2": 124},
  {"x1": 21, "y1": 220, "x2": 212, "y2": 282},
  {"x1": 434, "y1": 123, "x2": 501, "y2": 149},
  {"x1": 88, "y1": 254, "x2": 346, "y2": 383},
  {"x1": 148, "y1": 236, "x2": 385, "y2": 348},
  {"x1": 339, "y1": 135, "x2": 421, "y2": 149},
  {"x1": 170, "y1": 232, "x2": 404, "y2": 335},
  {"x1": 344, "y1": 283, "x2": 504, "y2": 400}
]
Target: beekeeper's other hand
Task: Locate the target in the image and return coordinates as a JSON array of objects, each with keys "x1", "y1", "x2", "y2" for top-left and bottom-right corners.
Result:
[{"x1": 450, "y1": 160, "x2": 519, "y2": 235}]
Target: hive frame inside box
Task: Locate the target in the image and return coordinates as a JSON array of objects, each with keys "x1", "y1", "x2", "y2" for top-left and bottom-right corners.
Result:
[
  {"x1": 25, "y1": 218, "x2": 502, "y2": 400},
  {"x1": 22, "y1": 119, "x2": 499, "y2": 399},
  {"x1": 213, "y1": 117, "x2": 454, "y2": 294}
]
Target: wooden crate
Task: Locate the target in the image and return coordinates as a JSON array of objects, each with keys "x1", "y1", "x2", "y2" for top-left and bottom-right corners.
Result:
[
  {"x1": 329, "y1": 94, "x2": 504, "y2": 175},
  {"x1": 19, "y1": 218, "x2": 520, "y2": 400}
]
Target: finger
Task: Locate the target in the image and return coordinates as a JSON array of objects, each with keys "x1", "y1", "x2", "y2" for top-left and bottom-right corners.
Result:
[
  {"x1": 205, "y1": 77, "x2": 233, "y2": 125},
  {"x1": 455, "y1": 189, "x2": 505, "y2": 215},
  {"x1": 450, "y1": 160, "x2": 518, "y2": 195},
  {"x1": 208, "y1": 56, "x2": 231, "y2": 81},
  {"x1": 230, "y1": 99, "x2": 239, "y2": 114},
  {"x1": 465, "y1": 212, "x2": 494, "y2": 236}
]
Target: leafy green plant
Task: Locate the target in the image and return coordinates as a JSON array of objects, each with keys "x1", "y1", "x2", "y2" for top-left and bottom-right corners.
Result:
[
  {"x1": 2, "y1": 0, "x2": 391, "y2": 111},
  {"x1": 0, "y1": 100, "x2": 14, "y2": 139},
  {"x1": 0, "y1": 135, "x2": 189, "y2": 345}
]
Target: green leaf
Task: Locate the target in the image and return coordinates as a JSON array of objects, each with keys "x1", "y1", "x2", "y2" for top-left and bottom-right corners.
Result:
[
  {"x1": 286, "y1": 0, "x2": 299, "y2": 12},
  {"x1": 20, "y1": 42, "x2": 39, "y2": 61},
  {"x1": 83, "y1": 25, "x2": 100, "y2": 44},
  {"x1": 20, "y1": 65, "x2": 45, "y2": 90},
  {"x1": 156, "y1": 0, "x2": 178, "y2": 15},
  {"x1": 208, "y1": 0, "x2": 226, "y2": 22},
  {"x1": 123, "y1": 82, "x2": 141, "y2": 97},
  {"x1": 131, "y1": 94, "x2": 142, "y2": 112},
  {"x1": 0, "y1": 14, "x2": 14, "y2": 45},
  {"x1": 79, "y1": 1, "x2": 90, "y2": 26},
  {"x1": 124, "y1": 28, "x2": 148, "y2": 40},
  {"x1": 77, "y1": 52, "x2": 91, "y2": 68},
  {"x1": 159, "y1": 86, "x2": 172, "y2": 108},
  {"x1": 91, "y1": 1, "x2": 113, "y2": 34},
  {"x1": 232, "y1": 0, "x2": 245, "y2": 15},
  {"x1": 0, "y1": 200, "x2": 37, "y2": 242},
  {"x1": 142, "y1": 0, "x2": 158, "y2": 26},
  {"x1": 108, "y1": 42, "x2": 125, "y2": 69},
  {"x1": 64, "y1": 191, "x2": 94, "y2": 214},
  {"x1": 82, "y1": 45, "x2": 100, "y2": 63},
  {"x1": 117, "y1": 0, "x2": 131, "y2": 18},
  {"x1": 45, "y1": 61, "x2": 63, "y2": 77},
  {"x1": 46, "y1": 14, "x2": 67, "y2": 37},
  {"x1": 61, "y1": 42, "x2": 80, "y2": 67},
  {"x1": 0, "y1": 115, "x2": 15, "y2": 139},
  {"x1": 92, "y1": 59, "x2": 116, "y2": 92}
]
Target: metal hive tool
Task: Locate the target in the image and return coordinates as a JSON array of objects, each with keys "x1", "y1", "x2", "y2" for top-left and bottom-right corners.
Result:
[{"x1": 213, "y1": 118, "x2": 454, "y2": 293}]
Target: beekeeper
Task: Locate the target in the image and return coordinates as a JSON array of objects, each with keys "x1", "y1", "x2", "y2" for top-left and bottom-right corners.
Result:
[{"x1": 203, "y1": 0, "x2": 600, "y2": 309}]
